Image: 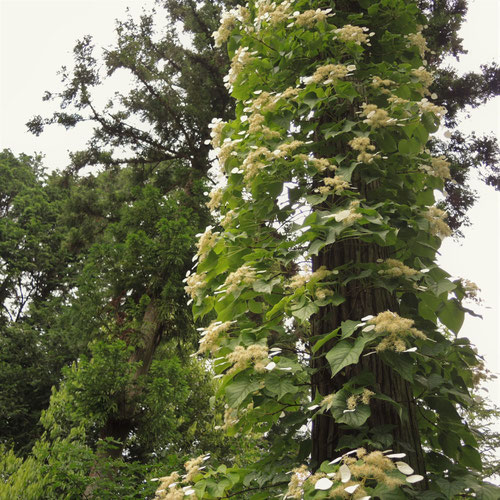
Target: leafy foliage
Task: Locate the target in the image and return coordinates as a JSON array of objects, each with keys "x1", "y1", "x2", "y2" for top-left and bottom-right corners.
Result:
[{"x1": 154, "y1": 0, "x2": 500, "y2": 498}]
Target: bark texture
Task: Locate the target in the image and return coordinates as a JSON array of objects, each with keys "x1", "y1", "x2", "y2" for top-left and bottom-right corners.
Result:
[{"x1": 310, "y1": 239, "x2": 426, "y2": 483}]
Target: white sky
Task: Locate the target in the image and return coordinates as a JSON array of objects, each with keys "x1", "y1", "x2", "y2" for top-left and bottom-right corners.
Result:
[{"x1": 0, "y1": 0, "x2": 499, "y2": 403}]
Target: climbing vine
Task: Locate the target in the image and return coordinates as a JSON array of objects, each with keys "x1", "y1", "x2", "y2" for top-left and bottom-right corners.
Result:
[{"x1": 156, "y1": 0, "x2": 499, "y2": 498}]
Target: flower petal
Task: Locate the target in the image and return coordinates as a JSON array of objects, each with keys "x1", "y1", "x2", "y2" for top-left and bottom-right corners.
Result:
[
  {"x1": 339, "y1": 464, "x2": 351, "y2": 483},
  {"x1": 406, "y1": 474, "x2": 425, "y2": 483},
  {"x1": 315, "y1": 477, "x2": 333, "y2": 490},
  {"x1": 344, "y1": 484, "x2": 360, "y2": 494},
  {"x1": 396, "y1": 462, "x2": 414, "y2": 475}
]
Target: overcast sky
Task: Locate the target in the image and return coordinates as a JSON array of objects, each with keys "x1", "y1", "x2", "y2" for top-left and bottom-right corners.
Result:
[{"x1": 0, "y1": 0, "x2": 499, "y2": 402}]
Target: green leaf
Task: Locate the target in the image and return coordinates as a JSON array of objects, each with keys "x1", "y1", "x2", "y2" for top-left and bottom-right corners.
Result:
[
  {"x1": 266, "y1": 294, "x2": 293, "y2": 319},
  {"x1": 377, "y1": 130, "x2": 398, "y2": 153},
  {"x1": 425, "y1": 396, "x2": 461, "y2": 422},
  {"x1": 326, "y1": 226, "x2": 340, "y2": 245},
  {"x1": 438, "y1": 300, "x2": 464, "y2": 333},
  {"x1": 252, "y1": 277, "x2": 280, "y2": 294},
  {"x1": 206, "y1": 478, "x2": 232, "y2": 497},
  {"x1": 459, "y1": 445, "x2": 482, "y2": 471},
  {"x1": 474, "y1": 483, "x2": 500, "y2": 500},
  {"x1": 336, "y1": 162, "x2": 358, "y2": 182},
  {"x1": 303, "y1": 91, "x2": 320, "y2": 108},
  {"x1": 226, "y1": 378, "x2": 260, "y2": 408},
  {"x1": 334, "y1": 81, "x2": 359, "y2": 102},
  {"x1": 330, "y1": 389, "x2": 371, "y2": 427},
  {"x1": 326, "y1": 337, "x2": 369, "y2": 377},
  {"x1": 248, "y1": 300, "x2": 264, "y2": 314},
  {"x1": 312, "y1": 328, "x2": 340, "y2": 353},
  {"x1": 329, "y1": 293, "x2": 346, "y2": 306},
  {"x1": 308, "y1": 238, "x2": 325, "y2": 256},
  {"x1": 398, "y1": 138, "x2": 420, "y2": 155},
  {"x1": 341, "y1": 320, "x2": 362, "y2": 339},
  {"x1": 431, "y1": 278, "x2": 456, "y2": 296},
  {"x1": 416, "y1": 189, "x2": 435, "y2": 206},
  {"x1": 305, "y1": 194, "x2": 327, "y2": 205},
  {"x1": 371, "y1": 484, "x2": 410, "y2": 499},
  {"x1": 264, "y1": 372, "x2": 299, "y2": 400},
  {"x1": 438, "y1": 431, "x2": 460, "y2": 459},
  {"x1": 292, "y1": 301, "x2": 319, "y2": 322},
  {"x1": 422, "y1": 112, "x2": 440, "y2": 132},
  {"x1": 323, "y1": 120, "x2": 356, "y2": 139},
  {"x1": 380, "y1": 351, "x2": 415, "y2": 382},
  {"x1": 435, "y1": 478, "x2": 469, "y2": 498},
  {"x1": 218, "y1": 299, "x2": 247, "y2": 322},
  {"x1": 413, "y1": 123, "x2": 429, "y2": 144}
]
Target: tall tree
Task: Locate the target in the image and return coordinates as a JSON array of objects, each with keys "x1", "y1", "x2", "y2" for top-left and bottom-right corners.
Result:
[
  {"x1": 154, "y1": 1, "x2": 500, "y2": 498},
  {"x1": 0, "y1": 150, "x2": 77, "y2": 455},
  {"x1": 6, "y1": 0, "x2": 233, "y2": 472},
  {"x1": 26, "y1": 0, "x2": 236, "y2": 173},
  {"x1": 0, "y1": 161, "x2": 246, "y2": 499},
  {"x1": 3, "y1": 1, "x2": 244, "y2": 496}
]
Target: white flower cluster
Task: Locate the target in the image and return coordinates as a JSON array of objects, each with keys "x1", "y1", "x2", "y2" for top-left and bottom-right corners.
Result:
[
  {"x1": 254, "y1": 0, "x2": 293, "y2": 28},
  {"x1": 284, "y1": 449, "x2": 423, "y2": 499},
  {"x1": 221, "y1": 406, "x2": 239, "y2": 431},
  {"x1": 184, "y1": 271, "x2": 207, "y2": 300},
  {"x1": 247, "y1": 111, "x2": 280, "y2": 139},
  {"x1": 372, "y1": 76, "x2": 395, "y2": 89},
  {"x1": 348, "y1": 136, "x2": 379, "y2": 163},
  {"x1": 371, "y1": 76, "x2": 396, "y2": 96},
  {"x1": 206, "y1": 188, "x2": 223, "y2": 212},
  {"x1": 367, "y1": 311, "x2": 426, "y2": 352},
  {"x1": 208, "y1": 118, "x2": 226, "y2": 148},
  {"x1": 152, "y1": 454, "x2": 210, "y2": 499},
  {"x1": 335, "y1": 25, "x2": 374, "y2": 45},
  {"x1": 296, "y1": 154, "x2": 335, "y2": 172},
  {"x1": 153, "y1": 471, "x2": 181, "y2": 499},
  {"x1": 198, "y1": 320, "x2": 233, "y2": 354},
  {"x1": 334, "y1": 200, "x2": 362, "y2": 226},
  {"x1": 417, "y1": 98, "x2": 447, "y2": 118},
  {"x1": 222, "y1": 265, "x2": 257, "y2": 294},
  {"x1": 212, "y1": 6, "x2": 250, "y2": 47},
  {"x1": 315, "y1": 288, "x2": 333, "y2": 300},
  {"x1": 315, "y1": 175, "x2": 350, "y2": 196},
  {"x1": 292, "y1": 8, "x2": 334, "y2": 28},
  {"x1": 196, "y1": 226, "x2": 219, "y2": 260},
  {"x1": 239, "y1": 89, "x2": 298, "y2": 141},
  {"x1": 242, "y1": 145, "x2": 272, "y2": 181},
  {"x1": 387, "y1": 95, "x2": 410, "y2": 106},
  {"x1": 215, "y1": 136, "x2": 243, "y2": 167},
  {"x1": 227, "y1": 344, "x2": 269, "y2": 374},
  {"x1": 360, "y1": 103, "x2": 397, "y2": 128},
  {"x1": 461, "y1": 278, "x2": 482, "y2": 304},
  {"x1": 225, "y1": 46, "x2": 257, "y2": 90},
  {"x1": 412, "y1": 66, "x2": 434, "y2": 93},
  {"x1": 303, "y1": 63, "x2": 356, "y2": 85},
  {"x1": 423, "y1": 206, "x2": 452, "y2": 238},
  {"x1": 273, "y1": 140, "x2": 304, "y2": 158},
  {"x1": 407, "y1": 26, "x2": 429, "y2": 58},
  {"x1": 346, "y1": 388, "x2": 375, "y2": 410},
  {"x1": 419, "y1": 155, "x2": 451, "y2": 179},
  {"x1": 288, "y1": 265, "x2": 333, "y2": 289},
  {"x1": 220, "y1": 209, "x2": 236, "y2": 228},
  {"x1": 378, "y1": 259, "x2": 419, "y2": 278}
]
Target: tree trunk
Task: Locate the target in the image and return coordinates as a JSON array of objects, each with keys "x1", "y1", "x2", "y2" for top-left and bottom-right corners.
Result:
[
  {"x1": 84, "y1": 300, "x2": 163, "y2": 498},
  {"x1": 310, "y1": 238, "x2": 426, "y2": 483}
]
